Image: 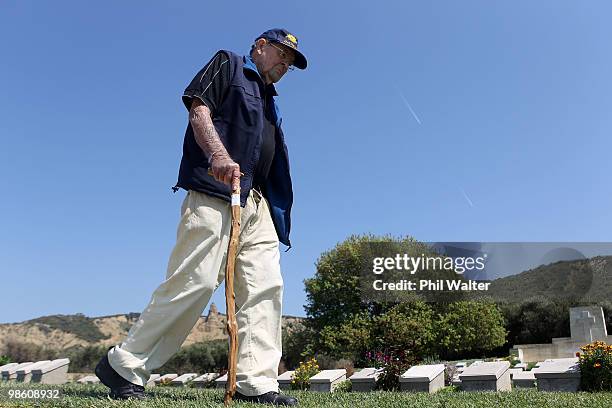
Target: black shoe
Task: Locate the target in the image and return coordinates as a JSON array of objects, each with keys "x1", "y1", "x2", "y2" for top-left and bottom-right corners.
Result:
[
  {"x1": 234, "y1": 391, "x2": 298, "y2": 406},
  {"x1": 95, "y1": 348, "x2": 146, "y2": 400}
]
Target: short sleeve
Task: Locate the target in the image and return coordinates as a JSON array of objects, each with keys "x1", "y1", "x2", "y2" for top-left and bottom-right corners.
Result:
[{"x1": 182, "y1": 51, "x2": 231, "y2": 115}]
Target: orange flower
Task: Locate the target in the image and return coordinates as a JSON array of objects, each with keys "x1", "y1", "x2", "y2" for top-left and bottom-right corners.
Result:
[
  {"x1": 594, "y1": 363, "x2": 601, "y2": 368},
  {"x1": 575, "y1": 352, "x2": 581, "y2": 357}
]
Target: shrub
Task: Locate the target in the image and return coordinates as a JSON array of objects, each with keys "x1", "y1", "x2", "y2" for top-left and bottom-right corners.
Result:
[
  {"x1": 2, "y1": 338, "x2": 58, "y2": 362},
  {"x1": 64, "y1": 345, "x2": 107, "y2": 372},
  {"x1": 159, "y1": 340, "x2": 228, "y2": 374},
  {"x1": 578, "y1": 341, "x2": 612, "y2": 391},
  {"x1": 435, "y1": 301, "x2": 507, "y2": 359},
  {"x1": 366, "y1": 349, "x2": 416, "y2": 391},
  {"x1": 282, "y1": 322, "x2": 313, "y2": 369},
  {"x1": 334, "y1": 379, "x2": 352, "y2": 392},
  {"x1": 290, "y1": 357, "x2": 320, "y2": 390},
  {"x1": 0, "y1": 355, "x2": 12, "y2": 365}
]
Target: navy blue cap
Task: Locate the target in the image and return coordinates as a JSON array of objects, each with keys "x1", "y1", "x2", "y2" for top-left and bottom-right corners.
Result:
[{"x1": 256, "y1": 28, "x2": 307, "y2": 70}]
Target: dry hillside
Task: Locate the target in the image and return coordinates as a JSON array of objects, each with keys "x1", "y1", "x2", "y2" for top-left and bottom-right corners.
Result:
[{"x1": 0, "y1": 303, "x2": 303, "y2": 354}]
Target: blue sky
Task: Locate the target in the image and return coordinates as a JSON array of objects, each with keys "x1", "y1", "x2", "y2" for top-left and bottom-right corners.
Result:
[{"x1": 1, "y1": 1, "x2": 611, "y2": 323}]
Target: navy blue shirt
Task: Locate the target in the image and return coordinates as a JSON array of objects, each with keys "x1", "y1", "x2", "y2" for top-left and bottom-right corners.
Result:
[
  {"x1": 182, "y1": 52, "x2": 276, "y2": 189},
  {"x1": 175, "y1": 51, "x2": 294, "y2": 247}
]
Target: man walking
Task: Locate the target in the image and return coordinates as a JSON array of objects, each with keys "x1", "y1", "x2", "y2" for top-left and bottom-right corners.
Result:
[{"x1": 95, "y1": 29, "x2": 306, "y2": 406}]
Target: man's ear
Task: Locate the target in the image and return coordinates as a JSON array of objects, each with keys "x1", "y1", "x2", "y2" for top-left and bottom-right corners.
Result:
[{"x1": 255, "y1": 38, "x2": 267, "y2": 54}]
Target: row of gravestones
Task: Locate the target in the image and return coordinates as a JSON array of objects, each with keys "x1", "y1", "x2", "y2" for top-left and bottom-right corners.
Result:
[
  {"x1": 0, "y1": 359, "x2": 70, "y2": 384},
  {"x1": 80, "y1": 357, "x2": 582, "y2": 392},
  {"x1": 1, "y1": 357, "x2": 581, "y2": 392}
]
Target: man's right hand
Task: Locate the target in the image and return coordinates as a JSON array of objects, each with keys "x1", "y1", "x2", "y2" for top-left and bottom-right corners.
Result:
[{"x1": 209, "y1": 152, "x2": 241, "y2": 191}]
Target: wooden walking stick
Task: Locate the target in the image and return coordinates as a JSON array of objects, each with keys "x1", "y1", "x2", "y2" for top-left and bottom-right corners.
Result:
[
  {"x1": 208, "y1": 168, "x2": 242, "y2": 406},
  {"x1": 225, "y1": 173, "x2": 241, "y2": 406}
]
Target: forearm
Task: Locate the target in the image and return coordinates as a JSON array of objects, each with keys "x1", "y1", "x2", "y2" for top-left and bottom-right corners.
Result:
[
  {"x1": 189, "y1": 98, "x2": 239, "y2": 187},
  {"x1": 189, "y1": 101, "x2": 228, "y2": 161}
]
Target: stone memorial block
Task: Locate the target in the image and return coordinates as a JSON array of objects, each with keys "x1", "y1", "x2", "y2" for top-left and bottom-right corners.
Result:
[
  {"x1": 31, "y1": 358, "x2": 70, "y2": 384},
  {"x1": 309, "y1": 369, "x2": 346, "y2": 392},
  {"x1": 0, "y1": 363, "x2": 19, "y2": 372},
  {"x1": 77, "y1": 375, "x2": 100, "y2": 384},
  {"x1": 400, "y1": 364, "x2": 445, "y2": 393},
  {"x1": 514, "y1": 363, "x2": 527, "y2": 370},
  {"x1": 534, "y1": 360, "x2": 580, "y2": 392},
  {"x1": 459, "y1": 361, "x2": 511, "y2": 392},
  {"x1": 451, "y1": 374, "x2": 462, "y2": 387},
  {"x1": 171, "y1": 373, "x2": 198, "y2": 386},
  {"x1": 2, "y1": 362, "x2": 33, "y2": 381},
  {"x1": 511, "y1": 371, "x2": 536, "y2": 388},
  {"x1": 570, "y1": 307, "x2": 607, "y2": 343},
  {"x1": 513, "y1": 307, "x2": 611, "y2": 362},
  {"x1": 215, "y1": 373, "x2": 228, "y2": 389},
  {"x1": 348, "y1": 368, "x2": 382, "y2": 392},
  {"x1": 146, "y1": 374, "x2": 161, "y2": 387},
  {"x1": 278, "y1": 370, "x2": 295, "y2": 390},
  {"x1": 193, "y1": 373, "x2": 219, "y2": 388},
  {"x1": 16, "y1": 360, "x2": 50, "y2": 383},
  {"x1": 508, "y1": 368, "x2": 524, "y2": 379},
  {"x1": 155, "y1": 373, "x2": 178, "y2": 385}
]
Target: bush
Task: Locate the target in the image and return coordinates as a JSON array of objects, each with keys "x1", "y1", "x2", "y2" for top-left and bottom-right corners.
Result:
[
  {"x1": 2, "y1": 338, "x2": 58, "y2": 363},
  {"x1": 334, "y1": 379, "x2": 352, "y2": 392},
  {"x1": 282, "y1": 321, "x2": 313, "y2": 369},
  {"x1": 0, "y1": 355, "x2": 12, "y2": 365},
  {"x1": 365, "y1": 349, "x2": 415, "y2": 391},
  {"x1": 435, "y1": 301, "x2": 507, "y2": 359},
  {"x1": 290, "y1": 357, "x2": 320, "y2": 390},
  {"x1": 159, "y1": 340, "x2": 227, "y2": 374},
  {"x1": 578, "y1": 341, "x2": 612, "y2": 391},
  {"x1": 65, "y1": 345, "x2": 107, "y2": 372}
]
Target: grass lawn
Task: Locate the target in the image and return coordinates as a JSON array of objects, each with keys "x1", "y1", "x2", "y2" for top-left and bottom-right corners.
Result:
[{"x1": 0, "y1": 382, "x2": 611, "y2": 408}]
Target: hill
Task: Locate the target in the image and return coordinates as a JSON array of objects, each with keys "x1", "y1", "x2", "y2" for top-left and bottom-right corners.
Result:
[
  {"x1": 0, "y1": 303, "x2": 303, "y2": 354},
  {"x1": 484, "y1": 256, "x2": 612, "y2": 303}
]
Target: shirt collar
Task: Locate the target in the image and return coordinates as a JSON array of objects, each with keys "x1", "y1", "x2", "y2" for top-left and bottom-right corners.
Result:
[{"x1": 243, "y1": 55, "x2": 278, "y2": 96}]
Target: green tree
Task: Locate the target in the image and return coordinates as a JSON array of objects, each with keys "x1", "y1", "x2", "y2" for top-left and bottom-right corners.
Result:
[
  {"x1": 303, "y1": 234, "x2": 430, "y2": 335},
  {"x1": 435, "y1": 301, "x2": 507, "y2": 358},
  {"x1": 372, "y1": 301, "x2": 436, "y2": 358}
]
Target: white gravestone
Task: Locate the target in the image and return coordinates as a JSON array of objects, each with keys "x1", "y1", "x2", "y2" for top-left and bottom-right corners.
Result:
[
  {"x1": 193, "y1": 373, "x2": 219, "y2": 388},
  {"x1": 16, "y1": 360, "x2": 50, "y2": 383},
  {"x1": 2, "y1": 362, "x2": 33, "y2": 381},
  {"x1": 309, "y1": 369, "x2": 346, "y2": 392},
  {"x1": 215, "y1": 373, "x2": 228, "y2": 389},
  {"x1": 155, "y1": 373, "x2": 178, "y2": 385},
  {"x1": 171, "y1": 373, "x2": 198, "y2": 386},
  {"x1": 514, "y1": 363, "x2": 528, "y2": 370},
  {"x1": 278, "y1": 370, "x2": 295, "y2": 390},
  {"x1": 511, "y1": 371, "x2": 536, "y2": 388},
  {"x1": 146, "y1": 374, "x2": 161, "y2": 387},
  {"x1": 534, "y1": 358, "x2": 580, "y2": 392},
  {"x1": 31, "y1": 358, "x2": 70, "y2": 384},
  {"x1": 459, "y1": 361, "x2": 511, "y2": 391},
  {"x1": 349, "y1": 368, "x2": 382, "y2": 392},
  {"x1": 451, "y1": 373, "x2": 462, "y2": 387},
  {"x1": 508, "y1": 368, "x2": 524, "y2": 379},
  {"x1": 0, "y1": 363, "x2": 19, "y2": 372},
  {"x1": 400, "y1": 364, "x2": 445, "y2": 393},
  {"x1": 77, "y1": 375, "x2": 100, "y2": 384}
]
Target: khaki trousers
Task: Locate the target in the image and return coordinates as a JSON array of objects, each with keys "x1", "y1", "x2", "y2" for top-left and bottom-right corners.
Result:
[{"x1": 107, "y1": 189, "x2": 283, "y2": 396}]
